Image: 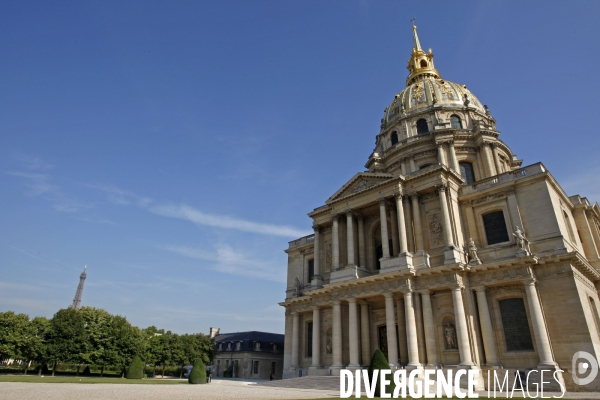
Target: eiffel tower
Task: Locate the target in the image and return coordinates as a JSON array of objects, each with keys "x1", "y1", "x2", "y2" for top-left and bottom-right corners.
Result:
[{"x1": 70, "y1": 265, "x2": 87, "y2": 310}]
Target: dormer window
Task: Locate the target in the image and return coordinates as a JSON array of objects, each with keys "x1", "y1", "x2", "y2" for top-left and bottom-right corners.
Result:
[
  {"x1": 391, "y1": 132, "x2": 398, "y2": 145},
  {"x1": 416, "y1": 119, "x2": 428, "y2": 134},
  {"x1": 420, "y1": 60, "x2": 428, "y2": 68},
  {"x1": 451, "y1": 115, "x2": 463, "y2": 129}
]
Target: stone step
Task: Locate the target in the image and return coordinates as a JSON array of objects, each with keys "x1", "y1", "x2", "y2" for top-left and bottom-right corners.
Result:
[{"x1": 256, "y1": 376, "x2": 340, "y2": 390}]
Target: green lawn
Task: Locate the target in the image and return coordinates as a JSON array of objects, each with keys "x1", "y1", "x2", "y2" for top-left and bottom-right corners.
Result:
[{"x1": 0, "y1": 375, "x2": 187, "y2": 384}]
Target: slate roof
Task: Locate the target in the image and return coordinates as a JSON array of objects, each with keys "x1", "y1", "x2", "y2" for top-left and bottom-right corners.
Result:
[{"x1": 213, "y1": 331, "x2": 284, "y2": 354}]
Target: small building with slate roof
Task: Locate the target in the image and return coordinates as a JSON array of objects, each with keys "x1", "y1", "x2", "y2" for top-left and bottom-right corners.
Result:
[{"x1": 211, "y1": 329, "x2": 285, "y2": 380}]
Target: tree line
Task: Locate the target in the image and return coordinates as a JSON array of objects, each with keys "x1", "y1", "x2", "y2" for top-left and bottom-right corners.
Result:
[{"x1": 0, "y1": 307, "x2": 214, "y2": 378}]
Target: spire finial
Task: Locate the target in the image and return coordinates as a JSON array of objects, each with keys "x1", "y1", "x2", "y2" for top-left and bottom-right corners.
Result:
[{"x1": 411, "y1": 17, "x2": 422, "y2": 51}]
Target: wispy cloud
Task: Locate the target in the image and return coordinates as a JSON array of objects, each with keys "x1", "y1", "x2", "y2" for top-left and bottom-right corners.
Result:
[
  {"x1": 159, "y1": 243, "x2": 286, "y2": 283},
  {"x1": 90, "y1": 184, "x2": 309, "y2": 238},
  {"x1": 6, "y1": 156, "x2": 94, "y2": 213},
  {"x1": 147, "y1": 203, "x2": 308, "y2": 238}
]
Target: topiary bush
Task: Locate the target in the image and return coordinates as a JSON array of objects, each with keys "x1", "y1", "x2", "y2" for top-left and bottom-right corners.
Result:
[
  {"x1": 126, "y1": 355, "x2": 144, "y2": 379},
  {"x1": 368, "y1": 349, "x2": 395, "y2": 397},
  {"x1": 188, "y1": 358, "x2": 207, "y2": 384}
]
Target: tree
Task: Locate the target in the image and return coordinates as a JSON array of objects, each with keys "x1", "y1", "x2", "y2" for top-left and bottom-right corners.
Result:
[
  {"x1": 368, "y1": 349, "x2": 394, "y2": 397},
  {"x1": 0, "y1": 311, "x2": 31, "y2": 365},
  {"x1": 104, "y1": 315, "x2": 145, "y2": 378},
  {"x1": 46, "y1": 308, "x2": 88, "y2": 376},
  {"x1": 126, "y1": 355, "x2": 144, "y2": 379},
  {"x1": 188, "y1": 358, "x2": 206, "y2": 384},
  {"x1": 79, "y1": 307, "x2": 115, "y2": 376},
  {"x1": 29, "y1": 317, "x2": 50, "y2": 376},
  {"x1": 143, "y1": 326, "x2": 165, "y2": 378}
]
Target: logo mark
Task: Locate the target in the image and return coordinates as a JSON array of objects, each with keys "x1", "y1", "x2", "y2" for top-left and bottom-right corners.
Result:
[{"x1": 572, "y1": 351, "x2": 599, "y2": 385}]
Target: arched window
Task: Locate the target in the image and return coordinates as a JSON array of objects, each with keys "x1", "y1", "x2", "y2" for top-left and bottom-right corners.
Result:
[
  {"x1": 451, "y1": 115, "x2": 463, "y2": 129},
  {"x1": 391, "y1": 131, "x2": 398, "y2": 145},
  {"x1": 459, "y1": 162, "x2": 475, "y2": 184},
  {"x1": 419, "y1": 163, "x2": 433, "y2": 170},
  {"x1": 420, "y1": 60, "x2": 428, "y2": 68},
  {"x1": 416, "y1": 119, "x2": 428, "y2": 134},
  {"x1": 482, "y1": 211, "x2": 510, "y2": 245}
]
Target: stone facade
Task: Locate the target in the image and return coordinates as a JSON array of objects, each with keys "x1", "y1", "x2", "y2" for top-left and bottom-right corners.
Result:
[
  {"x1": 212, "y1": 331, "x2": 284, "y2": 380},
  {"x1": 280, "y1": 26, "x2": 600, "y2": 392}
]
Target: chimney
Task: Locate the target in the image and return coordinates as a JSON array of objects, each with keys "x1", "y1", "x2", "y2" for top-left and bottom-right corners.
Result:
[{"x1": 209, "y1": 327, "x2": 220, "y2": 339}]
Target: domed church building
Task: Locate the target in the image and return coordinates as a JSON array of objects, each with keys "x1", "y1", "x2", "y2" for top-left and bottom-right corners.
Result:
[{"x1": 280, "y1": 25, "x2": 600, "y2": 391}]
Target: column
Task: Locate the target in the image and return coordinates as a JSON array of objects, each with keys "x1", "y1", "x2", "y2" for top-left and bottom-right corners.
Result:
[
  {"x1": 395, "y1": 193, "x2": 409, "y2": 254},
  {"x1": 291, "y1": 312, "x2": 300, "y2": 368},
  {"x1": 332, "y1": 215, "x2": 340, "y2": 269},
  {"x1": 390, "y1": 208, "x2": 399, "y2": 256},
  {"x1": 481, "y1": 142, "x2": 496, "y2": 177},
  {"x1": 412, "y1": 194, "x2": 424, "y2": 251},
  {"x1": 332, "y1": 300, "x2": 343, "y2": 368},
  {"x1": 437, "y1": 143, "x2": 447, "y2": 166},
  {"x1": 396, "y1": 297, "x2": 409, "y2": 366},
  {"x1": 346, "y1": 211, "x2": 356, "y2": 266},
  {"x1": 379, "y1": 199, "x2": 390, "y2": 258},
  {"x1": 420, "y1": 290, "x2": 438, "y2": 367},
  {"x1": 588, "y1": 212, "x2": 600, "y2": 250},
  {"x1": 524, "y1": 279, "x2": 557, "y2": 367},
  {"x1": 447, "y1": 140, "x2": 459, "y2": 171},
  {"x1": 384, "y1": 293, "x2": 399, "y2": 367},
  {"x1": 401, "y1": 158, "x2": 407, "y2": 175},
  {"x1": 358, "y1": 216, "x2": 366, "y2": 268},
  {"x1": 409, "y1": 155, "x2": 416, "y2": 172},
  {"x1": 312, "y1": 225, "x2": 321, "y2": 282},
  {"x1": 414, "y1": 292, "x2": 427, "y2": 364},
  {"x1": 451, "y1": 286, "x2": 474, "y2": 366},
  {"x1": 310, "y1": 307, "x2": 321, "y2": 368},
  {"x1": 404, "y1": 195, "x2": 415, "y2": 253},
  {"x1": 404, "y1": 291, "x2": 421, "y2": 368},
  {"x1": 348, "y1": 299, "x2": 360, "y2": 368},
  {"x1": 474, "y1": 287, "x2": 499, "y2": 366},
  {"x1": 438, "y1": 185, "x2": 454, "y2": 247},
  {"x1": 491, "y1": 143, "x2": 502, "y2": 174},
  {"x1": 360, "y1": 302, "x2": 371, "y2": 366}
]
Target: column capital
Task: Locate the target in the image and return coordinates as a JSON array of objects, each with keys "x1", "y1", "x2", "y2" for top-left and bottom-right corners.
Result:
[
  {"x1": 409, "y1": 192, "x2": 419, "y2": 200},
  {"x1": 447, "y1": 139, "x2": 455, "y2": 146},
  {"x1": 331, "y1": 213, "x2": 340, "y2": 222},
  {"x1": 378, "y1": 197, "x2": 388, "y2": 206},
  {"x1": 357, "y1": 299, "x2": 369, "y2": 306},
  {"x1": 436, "y1": 183, "x2": 448, "y2": 193},
  {"x1": 383, "y1": 292, "x2": 395, "y2": 299},
  {"x1": 418, "y1": 289, "x2": 431, "y2": 295},
  {"x1": 332, "y1": 299, "x2": 341, "y2": 306},
  {"x1": 312, "y1": 224, "x2": 321, "y2": 233},
  {"x1": 482, "y1": 141, "x2": 494, "y2": 147},
  {"x1": 436, "y1": 142, "x2": 445, "y2": 149},
  {"x1": 346, "y1": 297, "x2": 357, "y2": 304},
  {"x1": 345, "y1": 209, "x2": 354, "y2": 217},
  {"x1": 473, "y1": 286, "x2": 487, "y2": 293},
  {"x1": 394, "y1": 191, "x2": 404, "y2": 201},
  {"x1": 522, "y1": 277, "x2": 537, "y2": 286},
  {"x1": 312, "y1": 305, "x2": 321, "y2": 311},
  {"x1": 291, "y1": 311, "x2": 298, "y2": 316}
]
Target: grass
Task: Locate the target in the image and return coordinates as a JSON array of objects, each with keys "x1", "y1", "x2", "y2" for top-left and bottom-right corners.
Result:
[{"x1": 0, "y1": 375, "x2": 187, "y2": 384}]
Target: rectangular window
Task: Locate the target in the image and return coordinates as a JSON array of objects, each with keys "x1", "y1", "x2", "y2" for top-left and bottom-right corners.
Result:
[
  {"x1": 308, "y1": 259, "x2": 314, "y2": 280},
  {"x1": 499, "y1": 298, "x2": 534, "y2": 351},
  {"x1": 483, "y1": 211, "x2": 510, "y2": 245},
  {"x1": 307, "y1": 321, "x2": 313, "y2": 357},
  {"x1": 253, "y1": 360, "x2": 259, "y2": 374}
]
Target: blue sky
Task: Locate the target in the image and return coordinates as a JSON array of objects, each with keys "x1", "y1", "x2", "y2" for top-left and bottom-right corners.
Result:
[{"x1": 1, "y1": 1, "x2": 599, "y2": 335}]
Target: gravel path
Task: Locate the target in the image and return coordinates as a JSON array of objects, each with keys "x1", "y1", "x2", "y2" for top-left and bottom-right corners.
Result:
[{"x1": 0, "y1": 378, "x2": 337, "y2": 400}]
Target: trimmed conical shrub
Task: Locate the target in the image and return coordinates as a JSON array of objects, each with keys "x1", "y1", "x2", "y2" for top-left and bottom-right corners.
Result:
[
  {"x1": 126, "y1": 355, "x2": 144, "y2": 379},
  {"x1": 368, "y1": 349, "x2": 395, "y2": 397},
  {"x1": 188, "y1": 358, "x2": 207, "y2": 384}
]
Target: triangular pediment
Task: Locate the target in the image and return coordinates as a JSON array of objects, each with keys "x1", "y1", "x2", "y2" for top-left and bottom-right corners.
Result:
[{"x1": 326, "y1": 172, "x2": 395, "y2": 203}]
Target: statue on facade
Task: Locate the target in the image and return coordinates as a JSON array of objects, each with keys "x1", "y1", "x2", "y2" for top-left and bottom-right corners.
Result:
[
  {"x1": 326, "y1": 329, "x2": 333, "y2": 354},
  {"x1": 513, "y1": 226, "x2": 531, "y2": 256},
  {"x1": 294, "y1": 277, "x2": 302, "y2": 296},
  {"x1": 466, "y1": 238, "x2": 481, "y2": 265},
  {"x1": 444, "y1": 323, "x2": 458, "y2": 350}
]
